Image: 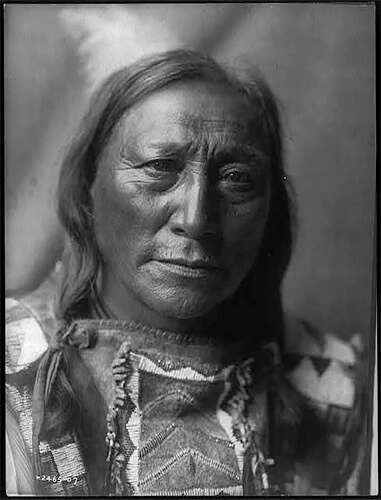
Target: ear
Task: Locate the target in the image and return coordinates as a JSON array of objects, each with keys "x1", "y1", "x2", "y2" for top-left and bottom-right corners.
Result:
[{"x1": 59, "y1": 6, "x2": 182, "y2": 95}]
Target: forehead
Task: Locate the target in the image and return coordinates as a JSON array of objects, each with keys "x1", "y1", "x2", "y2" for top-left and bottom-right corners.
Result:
[{"x1": 114, "y1": 82, "x2": 263, "y2": 153}]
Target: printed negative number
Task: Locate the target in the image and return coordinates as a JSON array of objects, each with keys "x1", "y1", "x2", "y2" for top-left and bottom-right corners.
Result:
[
  {"x1": 63, "y1": 477, "x2": 78, "y2": 485},
  {"x1": 36, "y1": 475, "x2": 62, "y2": 482},
  {"x1": 35, "y1": 475, "x2": 77, "y2": 485}
]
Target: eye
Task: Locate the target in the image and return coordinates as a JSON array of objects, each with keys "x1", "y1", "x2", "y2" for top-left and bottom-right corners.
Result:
[
  {"x1": 219, "y1": 164, "x2": 255, "y2": 188},
  {"x1": 220, "y1": 169, "x2": 252, "y2": 184},
  {"x1": 218, "y1": 163, "x2": 267, "y2": 201},
  {"x1": 143, "y1": 158, "x2": 180, "y2": 174}
]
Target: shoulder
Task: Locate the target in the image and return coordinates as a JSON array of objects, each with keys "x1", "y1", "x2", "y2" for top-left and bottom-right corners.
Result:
[
  {"x1": 281, "y1": 315, "x2": 368, "y2": 494},
  {"x1": 283, "y1": 315, "x2": 365, "y2": 418},
  {"x1": 6, "y1": 278, "x2": 60, "y2": 375}
]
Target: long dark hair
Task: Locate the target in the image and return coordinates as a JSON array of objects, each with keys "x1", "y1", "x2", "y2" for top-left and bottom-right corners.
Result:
[{"x1": 56, "y1": 49, "x2": 295, "y2": 347}]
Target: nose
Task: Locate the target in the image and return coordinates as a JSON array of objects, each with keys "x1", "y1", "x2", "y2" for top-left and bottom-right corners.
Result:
[{"x1": 170, "y1": 169, "x2": 218, "y2": 240}]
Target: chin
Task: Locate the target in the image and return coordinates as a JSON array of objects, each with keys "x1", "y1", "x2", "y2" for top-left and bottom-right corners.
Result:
[{"x1": 146, "y1": 290, "x2": 223, "y2": 321}]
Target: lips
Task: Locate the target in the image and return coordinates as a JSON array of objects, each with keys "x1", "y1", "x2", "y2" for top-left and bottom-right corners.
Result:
[
  {"x1": 155, "y1": 257, "x2": 219, "y2": 270},
  {"x1": 148, "y1": 254, "x2": 222, "y2": 280}
]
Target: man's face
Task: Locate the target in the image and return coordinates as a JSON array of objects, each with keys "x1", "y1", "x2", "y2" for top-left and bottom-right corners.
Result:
[{"x1": 92, "y1": 82, "x2": 271, "y2": 320}]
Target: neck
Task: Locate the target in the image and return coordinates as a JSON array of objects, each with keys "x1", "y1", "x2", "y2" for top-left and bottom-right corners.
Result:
[{"x1": 96, "y1": 271, "x2": 255, "y2": 340}]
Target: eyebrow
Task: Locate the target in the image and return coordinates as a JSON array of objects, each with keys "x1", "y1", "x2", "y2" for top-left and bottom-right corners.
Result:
[
  {"x1": 213, "y1": 144, "x2": 268, "y2": 164},
  {"x1": 147, "y1": 141, "x2": 268, "y2": 164},
  {"x1": 148, "y1": 141, "x2": 193, "y2": 157}
]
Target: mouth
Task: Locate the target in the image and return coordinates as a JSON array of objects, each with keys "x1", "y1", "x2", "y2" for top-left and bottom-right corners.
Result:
[
  {"x1": 150, "y1": 257, "x2": 222, "y2": 279},
  {"x1": 157, "y1": 257, "x2": 219, "y2": 269}
]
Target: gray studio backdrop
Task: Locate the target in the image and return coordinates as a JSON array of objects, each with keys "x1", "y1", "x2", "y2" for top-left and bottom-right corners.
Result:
[{"x1": 5, "y1": 4, "x2": 376, "y2": 341}]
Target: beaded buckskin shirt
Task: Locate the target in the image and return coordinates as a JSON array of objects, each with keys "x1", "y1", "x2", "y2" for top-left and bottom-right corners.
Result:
[
  {"x1": 5, "y1": 280, "x2": 368, "y2": 496},
  {"x1": 70, "y1": 319, "x2": 271, "y2": 496}
]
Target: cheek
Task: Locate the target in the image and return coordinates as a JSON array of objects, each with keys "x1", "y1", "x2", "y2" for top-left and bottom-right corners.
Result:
[
  {"x1": 93, "y1": 181, "x2": 128, "y2": 243},
  {"x1": 222, "y1": 197, "x2": 270, "y2": 264},
  {"x1": 92, "y1": 171, "x2": 164, "y2": 259}
]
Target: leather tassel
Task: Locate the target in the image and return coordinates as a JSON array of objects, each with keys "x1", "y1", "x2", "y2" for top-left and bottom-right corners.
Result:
[
  {"x1": 32, "y1": 349, "x2": 54, "y2": 477},
  {"x1": 104, "y1": 342, "x2": 132, "y2": 496},
  {"x1": 243, "y1": 445, "x2": 258, "y2": 496},
  {"x1": 243, "y1": 443, "x2": 277, "y2": 496},
  {"x1": 44, "y1": 350, "x2": 63, "y2": 401},
  {"x1": 32, "y1": 348, "x2": 64, "y2": 481}
]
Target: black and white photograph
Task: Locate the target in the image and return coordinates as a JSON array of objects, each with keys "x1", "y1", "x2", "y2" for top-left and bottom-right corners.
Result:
[{"x1": 4, "y1": 3, "x2": 377, "y2": 496}]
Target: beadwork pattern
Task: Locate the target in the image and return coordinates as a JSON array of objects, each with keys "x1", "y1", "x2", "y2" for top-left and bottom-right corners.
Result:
[
  {"x1": 6, "y1": 295, "x2": 368, "y2": 496},
  {"x1": 102, "y1": 344, "x2": 272, "y2": 496}
]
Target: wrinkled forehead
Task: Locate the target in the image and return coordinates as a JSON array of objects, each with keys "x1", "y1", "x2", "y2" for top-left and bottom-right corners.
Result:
[{"x1": 112, "y1": 82, "x2": 268, "y2": 158}]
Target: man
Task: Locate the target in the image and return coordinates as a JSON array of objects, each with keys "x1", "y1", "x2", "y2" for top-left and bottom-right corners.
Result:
[{"x1": 6, "y1": 49, "x2": 367, "y2": 496}]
